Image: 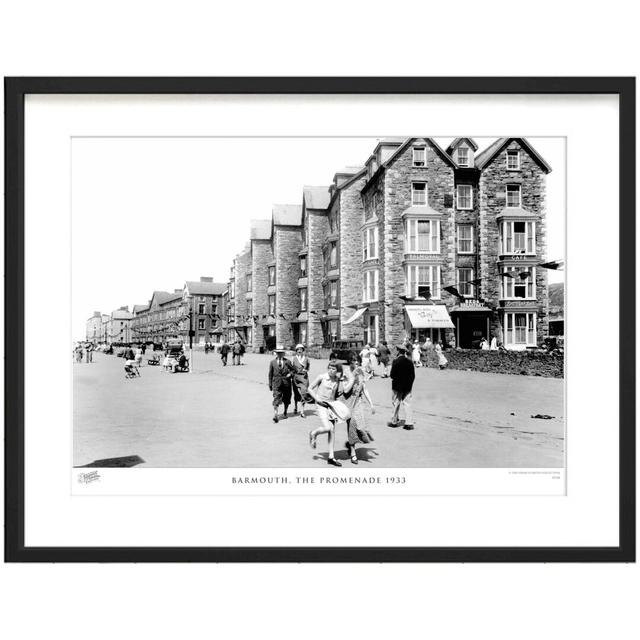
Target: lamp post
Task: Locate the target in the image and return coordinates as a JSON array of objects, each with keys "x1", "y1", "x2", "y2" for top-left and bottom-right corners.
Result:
[{"x1": 181, "y1": 296, "x2": 194, "y2": 374}]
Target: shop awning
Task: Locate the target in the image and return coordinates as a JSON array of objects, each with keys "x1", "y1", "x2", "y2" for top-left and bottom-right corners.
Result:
[
  {"x1": 405, "y1": 305, "x2": 455, "y2": 329},
  {"x1": 342, "y1": 307, "x2": 367, "y2": 325}
]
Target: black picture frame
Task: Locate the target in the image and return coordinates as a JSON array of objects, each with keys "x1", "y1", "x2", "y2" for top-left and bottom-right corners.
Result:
[{"x1": 4, "y1": 77, "x2": 635, "y2": 563}]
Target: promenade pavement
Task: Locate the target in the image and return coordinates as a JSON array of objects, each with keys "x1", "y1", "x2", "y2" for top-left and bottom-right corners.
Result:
[{"x1": 73, "y1": 350, "x2": 564, "y2": 468}]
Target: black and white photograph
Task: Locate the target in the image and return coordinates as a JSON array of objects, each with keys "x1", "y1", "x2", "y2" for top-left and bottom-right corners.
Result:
[{"x1": 72, "y1": 135, "x2": 565, "y2": 475}]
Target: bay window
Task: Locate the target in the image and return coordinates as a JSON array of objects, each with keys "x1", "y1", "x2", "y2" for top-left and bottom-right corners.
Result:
[
  {"x1": 362, "y1": 270, "x2": 379, "y2": 302},
  {"x1": 501, "y1": 220, "x2": 535, "y2": 254},
  {"x1": 405, "y1": 264, "x2": 440, "y2": 299},
  {"x1": 405, "y1": 218, "x2": 440, "y2": 253},
  {"x1": 329, "y1": 281, "x2": 338, "y2": 307},
  {"x1": 501, "y1": 267, "x2": 536, "y2": 299},
  {"x1": 504, "y1": 312, "x2": 536, "y2": 348},
  {"x1": 411, "y1": 182, "x2": 427, "y2": 206},
  {"x1": 363, "y1": 226, "x2": 379, "y2": 260}
]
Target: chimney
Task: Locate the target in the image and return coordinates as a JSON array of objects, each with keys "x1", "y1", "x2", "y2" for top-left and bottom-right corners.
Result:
[
  {"x1": 118, "y1": 305, "x2": 129, "y2": 311},
  {"x1": 200, "y1": 276, "x2": 214, "y2": 282}
]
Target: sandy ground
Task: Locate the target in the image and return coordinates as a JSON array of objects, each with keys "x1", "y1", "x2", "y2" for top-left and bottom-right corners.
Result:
[{"x1": 73, "y1": 350, "x2": 565, "y2": 468}]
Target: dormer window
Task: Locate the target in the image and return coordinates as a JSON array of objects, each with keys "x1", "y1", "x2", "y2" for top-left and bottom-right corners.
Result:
[
  {"x1": 413, "y1": 147, "x2": 426, "y2": 167},
  {"x1": 457, "y1": 147, "x2": 469, "y2": 167},
  {"x1": 507, "y1": 150, "x2": 520, "y2": 170},
  {"x1": 411, "y1": 182, "x2": 427, "y2": 206}
]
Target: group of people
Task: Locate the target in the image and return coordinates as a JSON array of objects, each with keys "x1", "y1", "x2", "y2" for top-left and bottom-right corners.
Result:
[
  {"x1": 268, "y1": 342, "x2": 418, "y2": 468},
  {"x1": 408, "y1": 337, "x2": 448, "y2": 370},
  {"x1": 73, "y1": 342, "x2": 94, "y2": 363},
  {"x1": 357, "y1": 342, "x2": 392, "y2": 378},
  {"x1": 219, "y1": 340, "x2": 245, "y2": 366}
]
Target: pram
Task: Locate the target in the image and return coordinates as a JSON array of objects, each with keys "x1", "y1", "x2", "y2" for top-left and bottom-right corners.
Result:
[{"x1": 124, "y1": 360, "x2": 141, "y2": 379}]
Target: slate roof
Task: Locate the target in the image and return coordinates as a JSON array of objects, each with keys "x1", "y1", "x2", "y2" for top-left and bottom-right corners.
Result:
[
  {"x1": 185, "y1": 280, "x2": 227, "y2": 296},
  {"x1": 475, "y1": 137, "x2": 552, "y2": 173},
  {"x1": 132, "y1": 304, "x2": 149, "y2": 314},
  {"x1": 149, "y1": 291, "x2": 175, "y2": 306},
  {"x1": 445, "y1": 137, "x2": 479, "y2": 154},
  {"x1": 249, "y1": 219, "x2": 272, "y2": 240},
  {"x1": 303, "y1": 185, "x2": 331, "y2": 210},
  {"x1": 272, "y1": 204, "x2": 302, "y2": 226}
]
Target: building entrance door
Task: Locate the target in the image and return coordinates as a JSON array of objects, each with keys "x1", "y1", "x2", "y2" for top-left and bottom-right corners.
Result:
[{"x1": 456, "y1": 314, "x2": 489, "y2": 348}]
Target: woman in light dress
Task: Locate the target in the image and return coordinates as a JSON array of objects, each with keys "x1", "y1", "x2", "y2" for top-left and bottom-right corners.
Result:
[
  {"x1": 412, "y1": 340, "x2": 422, "y2": 367},
  {"x1": 308, "y1": 362, "x2": 346, "y2": 467},
  {"x1": 435, "y1": 340, "x2": 448, "y2": 370}
]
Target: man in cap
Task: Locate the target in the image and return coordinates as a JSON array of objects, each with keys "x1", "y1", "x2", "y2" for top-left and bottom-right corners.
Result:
[
  {"x1": 268, "y1": 345, "x2": 294, "y2": 423},
  {"x1": 388, "y1": 344, "x2": 415, "y2": 430}
]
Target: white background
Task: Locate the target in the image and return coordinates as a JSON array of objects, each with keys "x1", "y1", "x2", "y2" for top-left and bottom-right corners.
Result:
[{"x1": 1, "y1": 2, "x2": 638, "y2": 640}]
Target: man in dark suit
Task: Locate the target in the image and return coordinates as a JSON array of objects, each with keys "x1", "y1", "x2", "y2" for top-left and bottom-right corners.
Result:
[
  {"x1": 388, "y1": 345, "x2": 416, "y2": 430},
  {"x1": 268, "y1": 345, "x2": 293, "y2": 423}
]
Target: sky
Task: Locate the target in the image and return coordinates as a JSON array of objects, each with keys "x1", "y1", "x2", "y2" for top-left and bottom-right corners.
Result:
[{"x1": 71, "y1": 136, "x2": 565, "y2": 339}]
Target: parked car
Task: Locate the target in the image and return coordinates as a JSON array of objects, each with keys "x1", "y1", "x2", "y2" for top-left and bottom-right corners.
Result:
[
  {"x1": 329, "y1": 339, "x2": 364, "y2": 363},
  {"x1": 165, "y1": 340, "x2": 184, "y2": 358}
]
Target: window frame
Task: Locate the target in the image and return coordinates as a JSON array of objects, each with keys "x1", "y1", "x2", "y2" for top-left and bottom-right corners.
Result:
[
  {"x1": 506, "y1": 149, "x2": 521, "y2": 170},
  {"x1": 268, "y1": 266, "x2": 276, "y2": 286},
  {"x1": 411, "y1": 181, "x2": 427, "y2": 206},
  {"x1": 506, "y1": 184, "x2": 521, "y2": 208},
  {"x1": 268, "y1": 295, "x2": 276, "y2": 315},
  {"x1": 457, "y1": 267, "x2": 474, "y2": 298},
  {"x1": 299, "y1": 288, "x2": 307, "y2": 311},
  {"x1": 457, "y1": 146, "x2": 469, "y2": 167},
  {"x1": 457, "y1": 224, "x2": 474, "y2": 254},
  {"x1": 198, "y1": 318, "x2": 206, "y2": 330},
  {"x1": 198, "y1": 303, "x2": 206, "y2": 315},
  {"x1": 362, "y1": 269, "x2": 379, "y2": 303},
  {"x1": 412, "y1": 146, "x2": 426, "y2": 167},
  {"x1": 299, "y1": 256, "x2": 307, "y2": 278},
  {"x1": 456, "y1": 184, "x2": 473, "y2": 210}
]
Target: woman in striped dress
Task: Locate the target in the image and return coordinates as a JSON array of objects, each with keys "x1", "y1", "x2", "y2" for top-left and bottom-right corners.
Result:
[{"x1": 342, "y1": 355, "x2": 376, "y2": 465}]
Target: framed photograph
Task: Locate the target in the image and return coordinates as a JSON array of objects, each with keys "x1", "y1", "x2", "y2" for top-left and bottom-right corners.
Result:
[{"x1": 5, "y1": 77, "x2": 635, "y2": 562}]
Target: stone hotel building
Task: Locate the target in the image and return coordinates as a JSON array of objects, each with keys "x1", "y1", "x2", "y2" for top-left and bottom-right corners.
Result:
[{"x1": 224, "y1": 137, "x2": 551, "y2": 352}]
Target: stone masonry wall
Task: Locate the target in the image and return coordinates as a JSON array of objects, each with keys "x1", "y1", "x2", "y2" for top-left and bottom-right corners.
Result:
[
  {"x1": 275, "y1": 225, "x2": 303, "y2": 348},
  {"x1": 251, "y1": 239, "x2": 273, "y2": 352},
  {"x1": 382, "y1": 139, "x2": 456, "y2": 346},
  {"x1": 338, "y1": 173, "x2": 367, "y2": 341},
  {"x1": 308, "y1": 209, "x2": 329, "y2": 347},
  {"x1": 478, "y1": 139, "x2": 548, "y2": 345},
  {"x1": 234, "y1": 248, "x2": 251, "y2": 341}
]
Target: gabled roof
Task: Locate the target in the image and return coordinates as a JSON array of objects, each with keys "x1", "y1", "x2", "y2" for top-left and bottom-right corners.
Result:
[
  {"x1": 362, "y1": 137, "x2": 458, "y2": 193},
  {"x1": 475, "y1": 137, "x2": 552, "y2": 173},
  {"x1": 446, "y1": 137, "x2": 479, "y2": 154},
  {"x1": 132, "y1": 304, "x2": 149, "y2": 313},
  {"x1": 159, "y1": 292, "x2": 183, "y2": 306},
  {"x1": 303, "y1": 185, "x2": 331, "y2": 210},
  {"x1": 249, "y1": 219, "x2": 272, "y2": 240},
  {"x1": 185, "y1": 280, "x2": 227, "y2": 296},
  {"x1": 272, "y1": 204, "x2": 302, "y2": 226},
  {"x1": 383, "y1": 137, "x2": 458, "y2": 171},
  {"x1": 149, "y1": 291, "x2": 176, "y2": 307}
]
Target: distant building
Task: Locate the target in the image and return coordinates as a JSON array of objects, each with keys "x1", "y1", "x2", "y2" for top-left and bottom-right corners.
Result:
[
  {"x1": 85, "y1": 311, "x2": 103, "y2": 343},
  {"x1": 107, "y1": 306, "x2": 133, "y2": 344},
  {"x1": 182, "y1": 276, "x2": 227, "y2": 345}
]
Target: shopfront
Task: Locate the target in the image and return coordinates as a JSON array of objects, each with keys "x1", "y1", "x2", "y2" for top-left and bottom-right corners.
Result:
[
  {"x1": 450, "y1": 300, "x2": 493, "y2": 349},
  {"x1": 405, "y1": 304, "x2": 454, "y2": 344}
]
